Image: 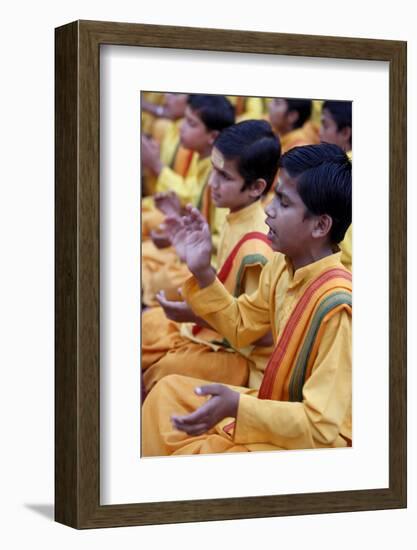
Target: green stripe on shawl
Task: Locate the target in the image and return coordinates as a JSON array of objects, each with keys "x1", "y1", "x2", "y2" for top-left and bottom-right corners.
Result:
[
  {"x1": 233, "y1": 253, "x2": 269, "y2": 297},
  {"x1": 288, "y1": 291, "x2": 352, "y2": 402}
]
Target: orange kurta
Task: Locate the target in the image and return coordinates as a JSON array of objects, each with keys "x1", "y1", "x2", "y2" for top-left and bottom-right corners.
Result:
[
  {"x1": 141, "y1": 200, "x2": 274, "y2": 391},
  {"x1": 142, "y1": 252, "x2": 352, "y2": 456}
]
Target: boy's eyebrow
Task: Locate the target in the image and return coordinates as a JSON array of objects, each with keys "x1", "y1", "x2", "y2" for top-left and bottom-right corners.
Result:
[
  {"x1": 275, "y1": 188, "x2": 291, "y2": 202},
  {"x1": 211, "y1": 160, "x2": 233, "y2": 179}
]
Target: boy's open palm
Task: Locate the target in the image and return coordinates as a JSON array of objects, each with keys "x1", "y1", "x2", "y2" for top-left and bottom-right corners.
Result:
[
  {"x1": 166, "y1": 207, "x2": 213, "y2": 276},
  {"x1": 171, "y1": 384, "x2": 239, "y2": 436}
]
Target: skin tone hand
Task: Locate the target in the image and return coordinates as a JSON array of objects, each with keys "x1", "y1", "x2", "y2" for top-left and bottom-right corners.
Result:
[
  {"x1": 253, "y1": 331, "x2": 274, "y2": 347},
  {"x1": 150, "y1": 227, "x2": 171, "y2": 249},
  {"x1": 179, "y1": 207, "x2": 216, "y2": 287},
  {"x1": 141, "y1": 135, "x2": 163, "y2": 175},
  {"x1": 154, "y1": 191, "x2": 181, "y2": 217},
  {"x1": 163, "y1": 215, "x2": 188, "y2": 261},
  {"x1": 156, "y1": 290, "x2": 212, "y2": 327},
  {"x1": 171, "y1": 384, "x2": 240, "y2": 436}
]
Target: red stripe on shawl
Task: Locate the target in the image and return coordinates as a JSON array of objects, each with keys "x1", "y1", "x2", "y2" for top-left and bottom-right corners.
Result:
[
  {"x1": 191, "y1": 232, "x2": 271, "y2": 337},
  {"x1": 258, "y1": 268, "x2": 352, "y2": 399}
]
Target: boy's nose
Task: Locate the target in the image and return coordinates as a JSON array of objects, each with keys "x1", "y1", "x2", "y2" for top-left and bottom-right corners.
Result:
[
  {"x1": 264, "y1": 203, "x2": 275, "y2": 218},
  {"x1": 208, "y1": 174, "x2": 218, "y2": 188}
]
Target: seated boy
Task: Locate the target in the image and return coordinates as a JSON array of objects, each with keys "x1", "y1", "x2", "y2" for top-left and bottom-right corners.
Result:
[
  {"x1": 268, "y1": 98, "x2": 319, "y2": 153},
  {"x1": 141, "y1": 95, "x2": 235, "y2": 306},
  {"x1": 320, "y1": 100, "x2": 352, "y2": 270},
  {"x1": 142, "y1": 120, "x2": 281, "y2": 393},
  {"x1": 142, "y1": 143, "x2": 352, "y2": 456},
  {"x1": 320, "y1": 100, "x2": 352, "y2": 155},
  {"x1": 141, "y1": 92, "x2": 190, "y2": 198}
]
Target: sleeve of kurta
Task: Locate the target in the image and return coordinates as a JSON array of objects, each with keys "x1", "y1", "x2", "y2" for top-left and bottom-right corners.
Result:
[
  {"x1": 182, "y1": 261, "x2": 273, "y2": 348},
  {"x1": 233, "y1": 310, "x2": 351, "y2": 449},
  {"x1": 155, "y1": 166, "x2": 199, "y2": 205}
]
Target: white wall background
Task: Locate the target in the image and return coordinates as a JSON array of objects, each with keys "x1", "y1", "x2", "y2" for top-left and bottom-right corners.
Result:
[{"x1": 0, "y1": 1, "x2": 415, "y2": 548}]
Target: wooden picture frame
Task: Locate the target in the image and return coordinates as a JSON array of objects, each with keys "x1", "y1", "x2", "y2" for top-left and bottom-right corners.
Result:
[{"x1": 55, "y1": 20, "x2": 407, "y2": 528}]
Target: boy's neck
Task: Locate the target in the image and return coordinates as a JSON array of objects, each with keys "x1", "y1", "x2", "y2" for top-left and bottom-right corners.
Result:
[
  {"x1": 291, "y1": 244, "x2": 335, "y2": 271},
  {"x1": 228, "y1": 198, "x2": 258, "y2": 214},
  {"x1": 196, "y1": 145, "x2": 213, "y2": 159}
]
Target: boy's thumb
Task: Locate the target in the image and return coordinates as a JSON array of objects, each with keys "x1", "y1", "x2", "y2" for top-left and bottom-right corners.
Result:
[{"x1": 195, "y1": 384, "x2": 222, "y2": 397}]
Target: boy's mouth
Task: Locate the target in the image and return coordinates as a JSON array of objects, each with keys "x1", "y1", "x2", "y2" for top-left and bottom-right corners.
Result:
[{"x1": 265, "y1": 220, "x2": 276, "y2": 235}]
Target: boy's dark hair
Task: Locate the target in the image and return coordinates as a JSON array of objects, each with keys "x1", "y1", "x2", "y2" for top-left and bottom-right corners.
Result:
[
  {"x1": 281, "y1": 143, "x2": 351, "y2": 244},
  {"x1": 286, "y1": 99, "x2": 312, "y2": 129},
  {"x1": 323, "y1": 100, "x2": 352, "y2": 132},
  {"x1": 187, "y1": 94, "x2": 235, "y2": 132},
  {"x1": 214, "y1": 119, "x2": 281, "y2": 196}
]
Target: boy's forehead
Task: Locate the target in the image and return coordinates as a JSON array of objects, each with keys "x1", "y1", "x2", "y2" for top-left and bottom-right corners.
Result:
[
  {"x1": 277, "y1": 169, "x2": 300, "y2": 197},
  {"x1": 211, "y1": 148, "x2": 225, "y2": 170}
]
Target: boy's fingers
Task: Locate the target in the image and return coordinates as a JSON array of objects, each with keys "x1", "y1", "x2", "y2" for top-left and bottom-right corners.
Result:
[
  {"x1": 171, "y1": 405, "x2": 211, "y2": 426},
  {"x1": 155, "y1": 291, "x2": 168, "y2": 307},
  {"x1": 172, "y1": 419, "x2": 208, "y2": 435},
  {"x1": 195, "y1": 384, "x2": 224, "y2": 397}
]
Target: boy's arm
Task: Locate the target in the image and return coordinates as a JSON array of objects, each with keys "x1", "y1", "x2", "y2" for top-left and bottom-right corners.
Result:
[
  {"x1": 233, "y1": 310, "x2": 352, "y2": 449},
  {"x1": 168, "y1": 207, "x2": 272, "y2": 347},
  {"x1": 182, "y1": 265, "x2": 272, "y2": 349}
]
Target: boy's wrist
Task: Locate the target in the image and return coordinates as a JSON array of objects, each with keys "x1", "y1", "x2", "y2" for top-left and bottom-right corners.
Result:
[{"x1": 194, "y1": 267, "x2": 216, "y2": 289}]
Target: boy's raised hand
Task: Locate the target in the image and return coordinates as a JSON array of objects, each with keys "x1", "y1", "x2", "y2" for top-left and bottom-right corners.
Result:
[
  {"x1": 156, "y1": 290, "x2": 196, "y2": 323},
  {"x1": 171, "y1": 384, "x2": 240, "y2": 436},
  {"x1": 141, "y1": 135, "x2": 162, "y2": 175},
  {"x1": 164, "y1": 207, "x2": 215, "y2": 287},
  {"x1": 163, "y1": 215, "x2": 188, "y2": 261},
  {"x1": 154, "y1": 191, "x2": 181, "y2": 217},
  {"x1": 150, "y1": 227, "x2": 171, "y2": 249}
]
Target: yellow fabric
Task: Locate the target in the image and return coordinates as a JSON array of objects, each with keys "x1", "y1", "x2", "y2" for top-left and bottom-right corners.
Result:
[
  {"x1": 146, "y1": 251, "x2": 351, "y2": 454},
  {"x1": 142, "y1": 374, "x2": 253, "y2": 456},
  {"x1": 340, "y1": 225, "x2": 352, "y2": 271},
  {"x1": 141, "y1": 200, "x2": 274, "y2": 390},
  {"x1": 227, "y1": 96, "x2": 265, "y2": 121},
  {"x1": 279, "y1": 120, "x2": 320, "y2": 154},
  {"x1": 141, "y1": 241, "x2": 192, "y2": 306},
  {"x1": 142, "y1": 120, "x2": 191, "y2": 202},
  {"x1": 155, "y1": 154, "x2": 212, "y2": 206},
  {"x1": 311, "y1": 100, "x2": 324, "y2": 127},
  {"x1": 141, "y1": 92, "x2": 164, "y2": 136},
  {"x1": 141, "y1": 179, "x2": 228, "y2": 307},
  {"x1": 339, "y1": 151, "x2": 352, "y2": 271}
]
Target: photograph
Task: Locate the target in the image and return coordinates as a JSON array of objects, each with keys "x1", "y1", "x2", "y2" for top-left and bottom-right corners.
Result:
[
  {"x1": 54, "y1": 20, "x2": 406, "y2": 528},
  {"x1": 140, "y1": 92, "x2": 353, "y2": 458}
]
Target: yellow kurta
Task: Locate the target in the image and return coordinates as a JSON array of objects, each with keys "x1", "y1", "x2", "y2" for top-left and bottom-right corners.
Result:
[
  {"x1": 279, "y1": 120, "x2": 320, "y2": 154},
  {"x1": 142, "y1": 120, "x2": 194, "y2": 228},
  {"x1": 142, "y1": 252, "x2": 351, "y2": 456},
  {"x1": 228, "y1": 96, "x2": 266, "y2": 122},
  {"x1": 142, "y1": 200, "x2": 274, "y2": 391},
  {"x1": 141, "y1": 155, "x2": 220, "y2": 306},
  {"x1": 340, "y1": 225, "x2": 352, "y2": 271}
]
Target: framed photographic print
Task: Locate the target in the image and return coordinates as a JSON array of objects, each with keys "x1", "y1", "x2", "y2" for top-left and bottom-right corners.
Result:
[{"x1": 55, "y1": 20, "x2": 406, "y2": 528}]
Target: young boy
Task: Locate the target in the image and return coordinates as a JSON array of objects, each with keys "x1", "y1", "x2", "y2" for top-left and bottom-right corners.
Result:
[
  {"x1": 141, "y1": 95, "x2": 235, "y2": 306},
  {"x1": 320, "y1": 100, "x2": 352, "y2": 270},
  {"x1": 142, "y1": 120, "x2": 281, "y2": 393},
  {"x1": 141, "y1": 92, "x2": 190, "y2": 198},
  {"x1": 319, "y1": 100, "x2": 352, "y2": 154},
  {"x1": 268, "y1": 98, "x2": 319, "y2": 153},
  {"x1": 142, "y1": 143, "x2": 352, "y2": 456}
]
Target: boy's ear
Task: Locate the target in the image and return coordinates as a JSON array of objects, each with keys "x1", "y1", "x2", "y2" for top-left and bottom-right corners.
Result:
[
  {"x1": 287, "y1": 110, "x2": 299, "y2": 129},
  {"x1": 312, "y1": 214, "x2": 333, "y2": 239},
  {"x1": 208, "y1": 130, "x2": 220, "y2": 146},
  {"x1": 249, "y1": 178, "x2": 267, "y2": 198},
  {"x1": 340, "y1": 126, "x2": 352, "y2": 147}
]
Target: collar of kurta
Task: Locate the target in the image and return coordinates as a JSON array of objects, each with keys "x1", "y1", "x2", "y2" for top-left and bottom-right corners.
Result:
[
  {"x1": 225, "y1": 199, "x2": 265, "y2": 225},
  {"x1": 285, "y1": 251, "x2": 344, "y2": 289}
]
